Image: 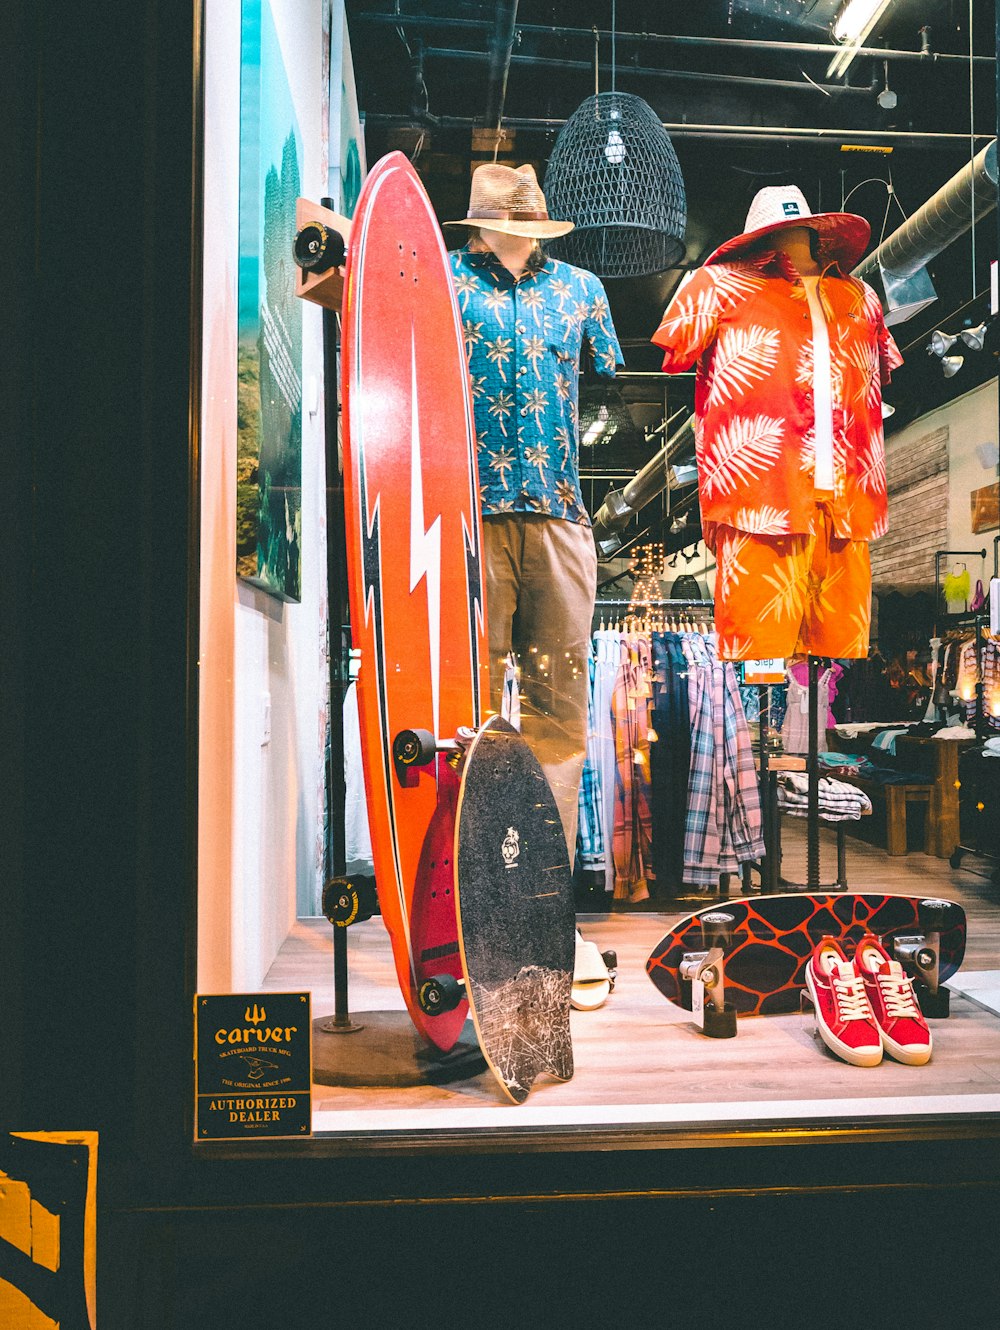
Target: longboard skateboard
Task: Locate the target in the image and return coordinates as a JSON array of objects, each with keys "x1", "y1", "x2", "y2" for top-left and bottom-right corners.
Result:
[
  {"x1": 647, "y1": 893, "x2": 966, "y2": 1017},
  {"x1": 341, "y1": 151, "x2": 489, "y2": 1052},
  {"x1": 417, "y1": 717, "x2": 576, "y2": 1104}
]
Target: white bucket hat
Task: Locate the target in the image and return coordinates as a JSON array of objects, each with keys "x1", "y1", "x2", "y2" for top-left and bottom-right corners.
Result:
[{"x1": 705, "y1": 185, "x2": 870, "y2": 269}]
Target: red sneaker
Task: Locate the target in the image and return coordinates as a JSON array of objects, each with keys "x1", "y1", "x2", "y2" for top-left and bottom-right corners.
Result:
[
  {"x1": 805, "y1": 937, "x2": 883, "y2": 1067},
  {"x1": 854, "y1": 934, "x2": 933, "y2": 1066}
]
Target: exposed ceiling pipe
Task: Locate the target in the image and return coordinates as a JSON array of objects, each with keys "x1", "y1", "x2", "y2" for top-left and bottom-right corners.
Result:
[
  {"x1": 365, "y1": 113, "x2": 991, "y2": 150},
  {"x1": 425, "y1": 48, "x2": 870, "y2": 98},
  {"x1": 484, "y1": 0, "x2": 519, "y2": 132},
  {"x1": 360, "y1": 13, "x2": 994, "y2": 65}
]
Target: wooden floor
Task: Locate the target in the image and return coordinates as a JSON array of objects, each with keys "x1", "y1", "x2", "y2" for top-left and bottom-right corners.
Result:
[{"x1": 263, "y1": 821, "x2": 1000, "y2": 1130}]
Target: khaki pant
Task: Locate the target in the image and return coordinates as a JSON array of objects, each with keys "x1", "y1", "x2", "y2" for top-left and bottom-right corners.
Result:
[{"x1": 483, "y1": 514, "x2": 597, "y2": 855}]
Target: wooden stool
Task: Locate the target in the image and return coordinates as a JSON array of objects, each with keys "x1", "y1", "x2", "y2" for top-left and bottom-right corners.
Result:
[{"x1": 882, "y1": 782, "x2": 934, "y2": 857}]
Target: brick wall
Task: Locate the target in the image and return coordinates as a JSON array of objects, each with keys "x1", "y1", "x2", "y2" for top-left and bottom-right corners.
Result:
[{"x1": 869, "y1": 424, "x2": 949, "y2": 591}]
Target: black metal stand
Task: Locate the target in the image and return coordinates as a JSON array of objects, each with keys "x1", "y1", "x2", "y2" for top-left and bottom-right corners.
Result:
[
  {"x1": 779, "y1": 657, "x2": 847, "y2": 894},
  {"x1": 807, "y1": 656, "x2": 821, "y2": 888}
]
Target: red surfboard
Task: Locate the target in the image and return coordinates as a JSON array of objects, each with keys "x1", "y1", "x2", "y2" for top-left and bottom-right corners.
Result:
[{"x1": 341, "y1": 152, "x2": 489, "y2": 1052}]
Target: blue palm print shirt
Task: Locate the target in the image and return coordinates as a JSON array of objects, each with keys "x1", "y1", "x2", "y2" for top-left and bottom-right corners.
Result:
[{"x1": 449, "y1": 246, "x2": 623, "y2": 526}]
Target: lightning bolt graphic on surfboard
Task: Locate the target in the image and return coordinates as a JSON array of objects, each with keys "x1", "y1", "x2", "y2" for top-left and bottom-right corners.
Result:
[{"x1": 408, "y1": 328, "x2": 442, "y2": 748}]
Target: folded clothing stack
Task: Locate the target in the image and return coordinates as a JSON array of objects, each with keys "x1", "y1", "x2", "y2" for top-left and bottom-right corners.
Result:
[{"x1": 776, "y1": 771, "x2": 873, "y2": 822}]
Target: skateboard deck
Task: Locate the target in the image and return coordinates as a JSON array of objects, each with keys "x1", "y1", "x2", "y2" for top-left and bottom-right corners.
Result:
[
  {"x1": 647, "y1": 893, "x2": 967, "y2": 1017},
  {"x1": 453, "y1": 717, "x2": 575, "y2": 1104},
  {"x1": 341, "y1": 152, "x2": 489, "y2": 1051}
]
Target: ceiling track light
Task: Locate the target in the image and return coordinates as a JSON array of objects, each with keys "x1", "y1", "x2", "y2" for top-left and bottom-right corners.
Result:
[
  {"x1": 927, "y1": 329, "x2": 959, "y2": 358},
  {"x1": 960, "y1": 322, "x2": 989, "y2": 352},
  {"x1": 941, "y1": 354, "x2": 964, "y2": 378}
]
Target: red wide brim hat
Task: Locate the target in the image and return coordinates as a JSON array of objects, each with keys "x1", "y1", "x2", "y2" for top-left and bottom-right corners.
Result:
[{"x1": 704, "y1": 186, "x2": 871, "y2": 270}]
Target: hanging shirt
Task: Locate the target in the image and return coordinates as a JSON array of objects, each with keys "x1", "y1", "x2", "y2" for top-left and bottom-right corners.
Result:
[
  {"x1": 450, "y1": 245, "x2": 624, "y2": 526},
  {"x1": 651, "y1": 248, "x2": 902, "y2": 546}
]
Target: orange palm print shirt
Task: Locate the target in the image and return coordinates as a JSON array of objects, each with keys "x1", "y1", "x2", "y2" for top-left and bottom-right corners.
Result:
[{"x1": 651, "y1": 249, "x2": 902, "y2": 549}]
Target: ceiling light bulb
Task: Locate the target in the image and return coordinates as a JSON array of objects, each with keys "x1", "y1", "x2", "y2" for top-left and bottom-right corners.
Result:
[
  {"x1": 604, "y1": 129, "x2": 626, "y2": 165},
  {"x1": 928, "y1": 330, "x2": 958, "y2": 357},
  {"x1": 881, "y1": 400, "x2": 895, "y2": 419},
  {"x1": 941, "y1": 354, "x2": 964, "y2": 378},
  {"x1": 960, "y1": 322, "x2": 988, "y2": 351}
]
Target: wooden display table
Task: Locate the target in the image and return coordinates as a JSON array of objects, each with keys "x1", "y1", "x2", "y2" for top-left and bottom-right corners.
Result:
[
  {"x1": 834, "y1": 773, "x2": 933, "y2": 856},
  {"x1": 894, "y1": 736, "x2": 977, "y2": 859}
]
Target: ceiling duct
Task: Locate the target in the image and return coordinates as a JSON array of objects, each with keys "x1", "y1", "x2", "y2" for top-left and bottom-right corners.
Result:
[
  {"x1": 853, "y1": 140, "x2": 998, "y2": 325},
  {"x1": 592, "y1": 415, "x2": 695, "y2": 558}
]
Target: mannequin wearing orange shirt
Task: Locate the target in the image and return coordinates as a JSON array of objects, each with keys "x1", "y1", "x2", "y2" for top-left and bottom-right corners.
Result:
[{"x1": 652, "y1": 186, "x2": 902, "y2": 662}]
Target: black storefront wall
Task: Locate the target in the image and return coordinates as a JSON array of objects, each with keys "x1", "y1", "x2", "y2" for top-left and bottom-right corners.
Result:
[{"x1": 6, "y1": 2, "x2": 1000, "y2": 1324}]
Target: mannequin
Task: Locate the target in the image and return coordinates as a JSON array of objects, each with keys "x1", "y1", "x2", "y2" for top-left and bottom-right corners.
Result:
[
  {"x1": 652, "y1": 185, "x2": 902, "y2": 663},
  {"x1": 446, "y1": 163, "x2": 623, "y2": 852}
]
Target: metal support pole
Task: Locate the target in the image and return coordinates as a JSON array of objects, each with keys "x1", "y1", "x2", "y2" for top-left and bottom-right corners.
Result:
[
  {"x1": 320, "y1": 198, "x2": 360, "y2": 1033},
  {"x1": 807, "y1": 657, "x2": 821, "y2": 889}
]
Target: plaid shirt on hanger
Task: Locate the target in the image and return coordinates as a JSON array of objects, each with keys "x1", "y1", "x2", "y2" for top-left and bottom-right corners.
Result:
[{"x1": 682, "y1": 634, "x2": 765, "y2": 887}]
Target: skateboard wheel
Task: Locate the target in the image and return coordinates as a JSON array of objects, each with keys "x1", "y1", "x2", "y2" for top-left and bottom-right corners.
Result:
[
  {"x1": 601, "y1": 950, "x2": 617, "y2": 971},
  {"x1": 293, "y1": 220, "x2": 345, "y2": 272},
  {"x1": 916, "y1": 985, "x2": 950, "y2": 1019},
  {"x1": 700, "y1": 911, "x2": 735, "y2": 950},
  {"x1": 919, "y1": 898, "x2": 949, "y2": 930},
  {"x1": 322, "y1": 877, "x2": 360, "y2": 927},
  {"x1": 418, "y1": 973, "x2": 465, "y2": 1015},
  {"x1": 703, "y1": 1002, "x2": 738, "y2": 1039},
  {"x1": 949, "y1": 850, "x2": 963, "y2": 869},
  {"x1": 393, "y1": 727, "x2": 437, "y2": 769}
]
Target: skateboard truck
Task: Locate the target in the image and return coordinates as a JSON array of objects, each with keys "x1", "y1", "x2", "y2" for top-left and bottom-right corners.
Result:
[
  {"x1": 392, "y1": 727, "x2": 463, "y2": 784},
  {"x1": 292, "y1": 197, "x2": 352, "y2": 312},
  {"x1": 891, "y1": 897, "x2": 951, "y2": 1018},
  {"x1": 678, "y1": 911, "x2": 738, "y2": 1038}
]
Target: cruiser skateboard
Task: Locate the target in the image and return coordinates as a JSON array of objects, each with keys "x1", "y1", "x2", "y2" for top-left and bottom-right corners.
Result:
[
  {"x1": 647, "y1": 893, "x2": 966, "y2": 1018},
  {"x1": 341, "y1": 152, "x2": 489, "y2": 1053},
  {"x1": 415, "y1": 716, "x2": 576, "y2": 1104}
]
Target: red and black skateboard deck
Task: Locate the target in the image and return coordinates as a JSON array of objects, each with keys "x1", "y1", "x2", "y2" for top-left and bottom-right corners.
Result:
[
  {"x1": 452, "y1": 717, "x2": 575, "y2": 1104},
  {"x1": 341, "y1": 152, "x2": 489, "y2": 1052},
  {"x1": 647, "y1": 893, "x2": 966, "y2": 1017}
]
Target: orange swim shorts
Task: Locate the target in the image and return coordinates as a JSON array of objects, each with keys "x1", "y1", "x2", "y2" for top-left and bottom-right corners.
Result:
[{"x1": 713, "y1": 494, "x2": 872, "y2": 662}]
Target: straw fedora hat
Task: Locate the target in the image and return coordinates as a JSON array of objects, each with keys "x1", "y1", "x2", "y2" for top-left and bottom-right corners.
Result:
[
  {"x1": 444, "y1": 162, "x2": 574, "y2": 238},
  {"x1": 705, "y1": 185, "x2": 870, "y2": 269}
]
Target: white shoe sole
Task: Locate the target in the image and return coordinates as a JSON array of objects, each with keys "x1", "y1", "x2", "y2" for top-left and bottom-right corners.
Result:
[
  {"x1": 879, "y1": 1027, "x2": 932, "y2": 1066},
  {"x1": 806, "y1": 969, "x2": 883, "y2": 1067}
]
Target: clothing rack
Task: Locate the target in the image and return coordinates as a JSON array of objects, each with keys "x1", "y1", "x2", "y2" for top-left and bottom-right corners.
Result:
[
  {"x1": 593, "y1": 598, "x2": 714, "y2": 610},
  {"x1": 934, "y1": 546, "x2": 988, "y2": 634}
]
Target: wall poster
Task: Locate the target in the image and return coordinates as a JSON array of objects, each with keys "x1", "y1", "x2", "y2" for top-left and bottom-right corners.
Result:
[{"x1": 236, "y1": 0, "x2": 304, "y2": 600}]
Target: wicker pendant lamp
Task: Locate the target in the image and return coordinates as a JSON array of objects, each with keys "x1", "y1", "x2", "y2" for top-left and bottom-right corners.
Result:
[{"x1": 543, "y1": 4, "x2": 686, "y2": 281}]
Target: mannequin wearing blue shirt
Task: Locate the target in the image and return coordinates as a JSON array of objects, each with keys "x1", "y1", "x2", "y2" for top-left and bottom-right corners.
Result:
[{"x1": 449, "y1": 220, "x2": 623, "y2": 854}]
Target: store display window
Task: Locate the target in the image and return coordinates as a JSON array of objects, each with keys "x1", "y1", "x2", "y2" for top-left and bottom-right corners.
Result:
[{"x1": 194, "y1": 0, "x2": 1000, "y2": 1153}]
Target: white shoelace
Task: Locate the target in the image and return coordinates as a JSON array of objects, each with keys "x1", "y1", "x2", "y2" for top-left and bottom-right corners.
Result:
[
  {"x1": 831, "y1": 967, "x2": 873, "y2": 1023},
  {"x1": 877, "y1": 970, "x2": 921, "y2": 1020}
]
